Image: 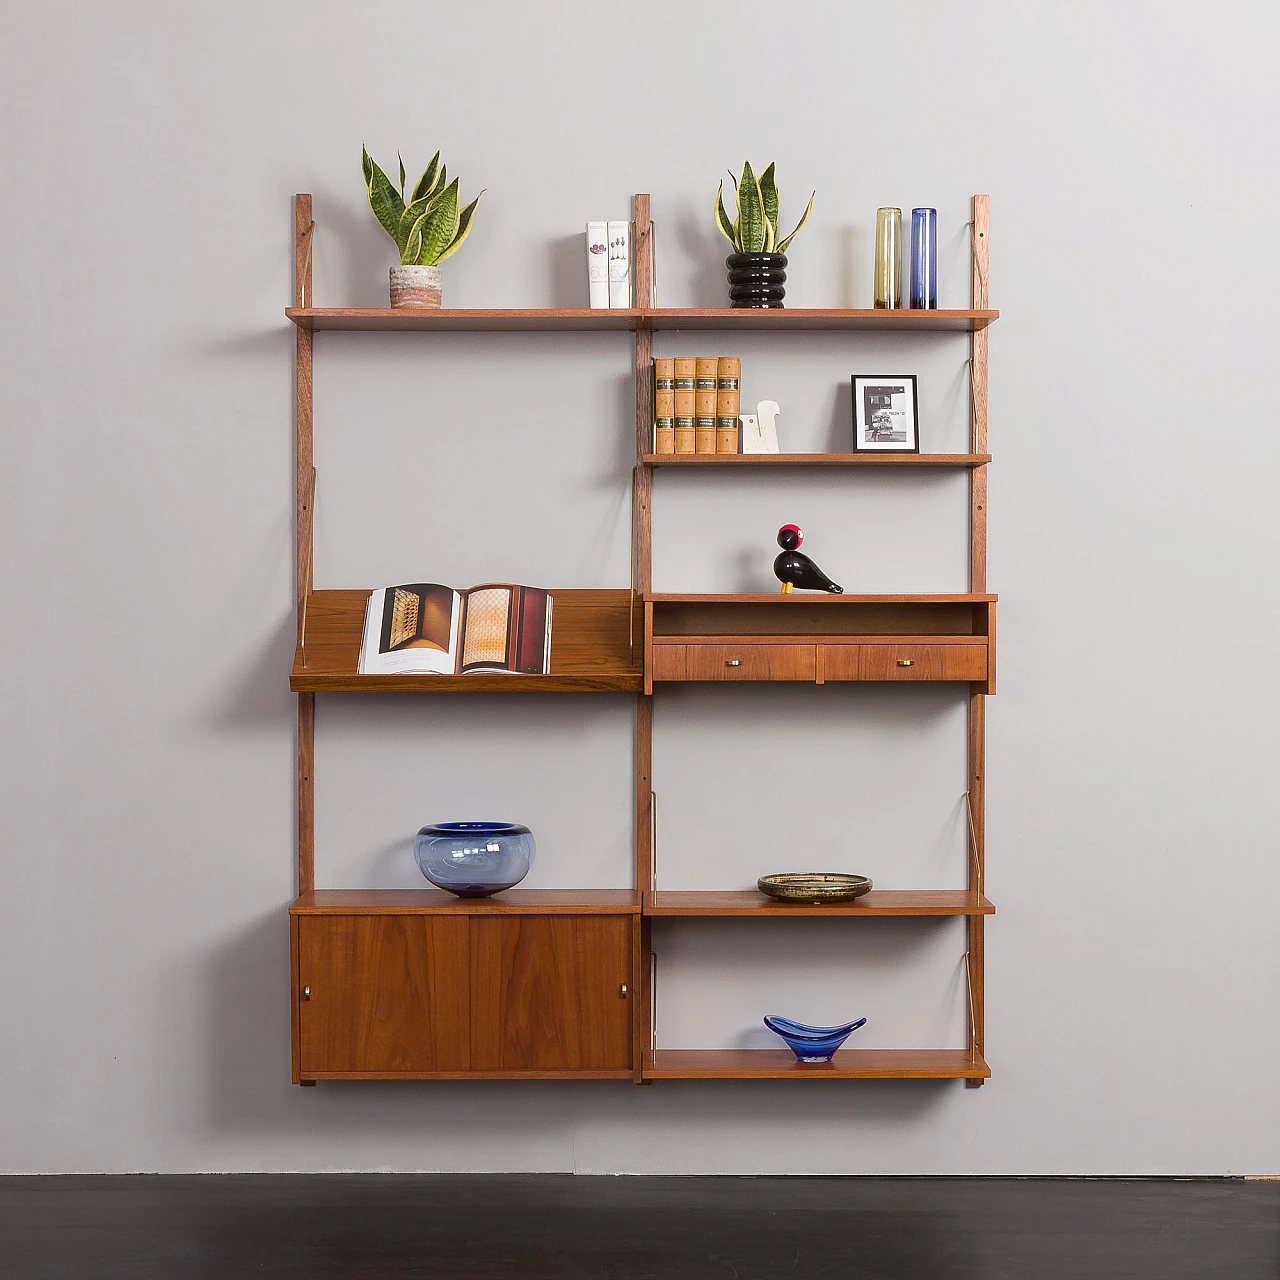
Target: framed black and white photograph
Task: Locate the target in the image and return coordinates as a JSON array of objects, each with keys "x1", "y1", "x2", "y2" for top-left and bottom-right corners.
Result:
[{"x1": 851, "y1": 375, "x2": 920, "y2": 453}]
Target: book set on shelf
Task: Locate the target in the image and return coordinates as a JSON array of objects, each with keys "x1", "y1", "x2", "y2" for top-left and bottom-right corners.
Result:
[
  {"x1": 286, "y1": 191, "x2": 997, "y2": 1084},
  {"x1": 654, "y1": 356, "x2": 740, "y2": 455}
]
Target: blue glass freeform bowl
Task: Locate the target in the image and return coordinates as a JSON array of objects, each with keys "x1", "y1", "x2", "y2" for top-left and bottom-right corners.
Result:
[
  {"x1": 763, "y1": 1015, "x2": 868, "y2": 1062},
  {"x1": 414, "y1": 822, "x2": 536, "y2": 898}
]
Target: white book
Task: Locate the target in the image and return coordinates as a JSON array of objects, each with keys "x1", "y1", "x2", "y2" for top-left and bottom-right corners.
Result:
[
  {"x1": 607, "y1": 220, "x2": 630, "y2": 308},
  {"x1": 586, "y1": 222, "x2": 609, "y2": 309}
]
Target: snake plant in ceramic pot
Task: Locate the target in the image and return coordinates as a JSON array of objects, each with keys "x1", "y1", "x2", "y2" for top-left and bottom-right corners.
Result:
[
  {"x1": 362, "y1": 146, "x2": 483, "y2": 307},
  {"x1": 715, "y1": 162, "x2": 814, "y2": 308}
]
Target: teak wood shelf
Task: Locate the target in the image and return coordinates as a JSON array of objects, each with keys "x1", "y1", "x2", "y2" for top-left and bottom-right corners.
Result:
[
  {"x1": 287, "y1": 192, "x2": 996, "y2": 1085},
  {"x1": 644, "y1": 1050, "x2": 991, "y2": 1080},
  {"x1": 291, "y1": 588, "x2": 642, "y2": 693},
  {"x1": 644, "y1": 891, "x2": 994, "y2": 917},
  {"x1": 293, "y1": 889, "x2": 642, "y2": 915},
  {"x1": 642, "y1": 453, "x2": 992, "y2": 468},
  {"x1": 286, "y1": 307, "x2": 998, "y2": 333}
]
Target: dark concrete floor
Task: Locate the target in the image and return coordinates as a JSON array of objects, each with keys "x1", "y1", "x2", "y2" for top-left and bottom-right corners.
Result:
[{"x1": 0, "y1": 1174, "x2": 1276, "y2": 1279}]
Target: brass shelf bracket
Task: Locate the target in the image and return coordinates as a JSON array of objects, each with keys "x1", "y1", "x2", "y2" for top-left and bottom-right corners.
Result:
[
  {"x1": 298, "y1": 466, "x2": 317, "y2": 667},
  {"x1": 650, "y1": 950, "x2": 658, "y2": 1053},
  {"x1": 966, "y1": 357, "x2": 979, "y2": 444},
  {"x1": 966, "y1": 219, "x2": 987, "y2": 304},
  {"x1": 964, "y1": 789, "x2": 983, "y2": 900},
  {"x1": 299, "y1": 219, "x2": 315, "y2": 309},
  {"x1": 650, "y1": 787, "x2": 658, "y2": 893},
  {"x1": 629, "y1": 466, "x2": 637, "y2": 651},
  {"x1": 963, "y1": 950, "x2": 978, "y2": 1064}
]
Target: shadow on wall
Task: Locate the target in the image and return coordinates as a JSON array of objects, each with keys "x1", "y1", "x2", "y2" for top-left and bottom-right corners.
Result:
[
  {"x1": 199, "y1": 910, "x2": 589, "y2": 1156},
  {"x1": 673, "y1": 205, "x2": 724, "y2": 309},
  {"x1": 310, "y1": 180, "x2": 393, "y2": 309},
  {"x1": 204, "y1": 607, "x2": 297, "y2": 735},
  {"x1": 548, "y1": 234, "x2": 585, "y2": 309},
  {"x1": 198, "y1": 909, "x2": 963, "y2": 1164}
]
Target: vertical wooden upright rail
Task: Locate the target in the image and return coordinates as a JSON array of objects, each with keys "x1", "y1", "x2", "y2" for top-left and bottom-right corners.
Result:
[
  {"x1": 295, "y1": 195, "x2": 315, "y2": 899},
  {"x1": 967, "y1": 194, "x2": 990, "y2": 1082},
  {"x1": 632, "y1": 194, "x2": 654, "y2": 1081}
]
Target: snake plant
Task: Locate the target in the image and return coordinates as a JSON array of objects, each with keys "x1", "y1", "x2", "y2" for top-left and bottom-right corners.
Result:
[
  {"x1": 715, "y1": 162, "x2": 814, "y2": 255},
  {"x1": 362, "y1": 146, "x2": 483, "y2": 266}
]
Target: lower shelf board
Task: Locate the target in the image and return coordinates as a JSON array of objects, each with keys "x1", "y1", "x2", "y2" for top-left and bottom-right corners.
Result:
[
  {"x1": 298, "y1": 1069, "x2": 636, "y2": 1082},
  {"x1": 644, "y1": 1049, "x2": 990, "y2": 1080},
  {"x1": 645, "y1": 890, "x2": 994, "y2": 917},
  {"x1": 290, "y1": 889, "x2": 641, "y2": 915}
]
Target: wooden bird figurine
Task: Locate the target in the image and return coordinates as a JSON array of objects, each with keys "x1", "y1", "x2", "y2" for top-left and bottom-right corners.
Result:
[{"x1": 773, "y1": 524, "x2": 843, "y2": 594}]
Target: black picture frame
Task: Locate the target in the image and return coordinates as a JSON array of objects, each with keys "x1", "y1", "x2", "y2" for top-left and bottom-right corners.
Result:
[{"x1": 851, "y1": 375, "x2": 920, "y2": 453}]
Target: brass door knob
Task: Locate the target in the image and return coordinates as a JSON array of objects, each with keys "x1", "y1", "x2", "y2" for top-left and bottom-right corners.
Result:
[
  {"x1": 302, "y1": 985, "x2": 311, "y2": 1000},
  {"x1": 619, "y1": 984, "x2": 628, "y2": 997},
  {"x1": 897, "y1": 659, "x2": 914, "y2": 667},
  {"x1": 725, "y1": 659, "x2": 742, "y2": 667}
]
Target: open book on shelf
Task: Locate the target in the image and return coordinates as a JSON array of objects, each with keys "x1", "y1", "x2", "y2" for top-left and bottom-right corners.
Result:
[{"x1": 358, "y1": 583, "x2": 553, "y2": 677}]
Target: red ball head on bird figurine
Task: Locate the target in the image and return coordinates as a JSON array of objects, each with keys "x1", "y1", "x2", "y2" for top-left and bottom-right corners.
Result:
[{"x1": 774, "y1": 524, "x2": 843, "y2": 594}]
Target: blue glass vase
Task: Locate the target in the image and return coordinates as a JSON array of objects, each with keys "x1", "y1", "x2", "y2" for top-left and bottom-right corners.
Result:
[
  {"x1": 763, "y1": 1015, "x2": 868, "y2": 1062},
  {"x1": 910, "y1": 208, "x2": 937, "y2": 309},
  {"x1": 414, "y1": 822, "x2": 536, "y2": 897}
]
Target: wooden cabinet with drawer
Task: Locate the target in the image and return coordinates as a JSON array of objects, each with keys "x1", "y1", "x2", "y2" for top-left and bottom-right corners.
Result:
[
  {"x1": 858, "y1": 643, "x2": 987, "y2": 682},
  {"x1": 652, "y1": 644, "x2": 817, "y2": 682}
]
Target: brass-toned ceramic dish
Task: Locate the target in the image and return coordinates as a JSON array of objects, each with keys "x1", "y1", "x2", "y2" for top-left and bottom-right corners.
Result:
[{"x1": 757, "y1": 873, "x2": 873, "y2": 904}]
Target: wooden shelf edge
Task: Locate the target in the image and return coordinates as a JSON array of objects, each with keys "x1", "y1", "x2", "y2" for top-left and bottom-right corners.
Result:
[
  {"x1": 643, "y1": 453, "x2": 991, "y2": 468},
  {"x1": 291, "y1": 889, "x2": 642, "y2": 915},
  {"x1": 644, "y1": 891, "x2": 994, "y2": 917},
  {"x1": 298, "y1": 1069, "x2": 636, "y2": 1081},
  {"x1": 286, "y1": 307, "x2": 642, "y2": 332},
  {"x1": 285, "y1": 307, "x2": 998, "y2": 333},
  {"x1": 643, "y1": 592, "x2": 998, "y2": 603},
  {"x1": 651, "y1": 634, "x2": 984, "y2": 645},
  {"x1": 289, "y1": 671, "x2": 643, "y2": 693},
  {"x1": 643, "y1": 308, "x2": 998, "y2": 332},
  {"x1": 643, "y1": 1049, "x2": 990, "y2": 1080}
]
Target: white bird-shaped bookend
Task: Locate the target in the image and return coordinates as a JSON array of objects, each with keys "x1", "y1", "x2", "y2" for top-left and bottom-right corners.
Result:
[{"x1": 739, "y1": 400, "x2": 781, "y2": 453}]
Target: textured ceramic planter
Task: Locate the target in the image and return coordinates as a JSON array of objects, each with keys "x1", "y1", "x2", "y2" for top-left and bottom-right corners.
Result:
[
  {"x1": 389, "y1": 264, "x2": 443, "y2": 309},
  {"x1": 726, "y1": 252, "x2": 787, "y2": 308}
]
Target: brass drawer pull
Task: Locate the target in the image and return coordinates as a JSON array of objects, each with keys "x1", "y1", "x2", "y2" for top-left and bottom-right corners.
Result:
[
  {"x1": 302, "y1": 985, "x2": 311, "y2": 1000},
  {"x1": 897, "y1": 659, "x2": 914, "y2": 667},
  {"x1": 725, "y1": 659, "x2": 742, "y2": 667},
  {"x1": 620, "y1": 984, "x2": 629, "y2": 998}
]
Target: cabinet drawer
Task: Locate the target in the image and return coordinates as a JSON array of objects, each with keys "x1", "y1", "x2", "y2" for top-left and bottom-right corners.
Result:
[
  {"x1": 654, "y1": 644, "x2": 817, "y2": 682},
  {"x1": 859, "y1": 644, "x2": 987, "y2": 682}
]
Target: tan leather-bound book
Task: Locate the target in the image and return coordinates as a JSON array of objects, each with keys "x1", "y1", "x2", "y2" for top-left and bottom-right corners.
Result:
[
  {"x1": 654, "y1": 359, "x2": 675, "y2": 418},
  {"x1": 654, "y1": 358, "x2": 676, "y2": 454},
  {"x1": 674, "y1": 356, "x2": 696, "y2": 453},
  {"x1": 695, "y1": 356, "x2": 718, "y2": 453},
  {"x1": 716, "y1": 356, "x2": 741, "y2": 453}
]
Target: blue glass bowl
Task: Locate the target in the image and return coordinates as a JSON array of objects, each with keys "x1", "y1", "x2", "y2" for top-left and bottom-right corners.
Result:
[
  {"x1": 763, "y1": 1015, "x2": 868, "y2": 1062},
  {"x1": 414, "y1": 821, "x2": 536, "y2": 898}
]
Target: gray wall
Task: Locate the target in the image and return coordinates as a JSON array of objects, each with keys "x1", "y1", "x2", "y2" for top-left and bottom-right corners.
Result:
[{"x1": 2, "y1": 0, "x2": 1277, "y2": 1174}]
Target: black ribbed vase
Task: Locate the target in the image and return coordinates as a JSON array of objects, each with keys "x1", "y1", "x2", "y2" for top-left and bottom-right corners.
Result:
[{"x1": 726, "y1": 252, "x2": 787, "y2": 308}]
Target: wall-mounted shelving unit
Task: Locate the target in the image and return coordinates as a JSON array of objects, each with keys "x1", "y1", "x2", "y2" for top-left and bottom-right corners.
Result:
[{"x1": 285, "y1": 192, "x2": 997, "y2": 1085}]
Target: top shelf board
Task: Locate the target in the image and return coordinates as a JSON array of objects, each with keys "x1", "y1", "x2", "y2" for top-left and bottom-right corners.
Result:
[{"x1": 285, "y1": 307, "x2": 999, "y2": 333}]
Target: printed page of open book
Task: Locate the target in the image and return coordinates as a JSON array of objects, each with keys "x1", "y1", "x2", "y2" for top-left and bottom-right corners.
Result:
[{"x1": 357, "y1": 585, "x2": 461, "y2": 675}]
